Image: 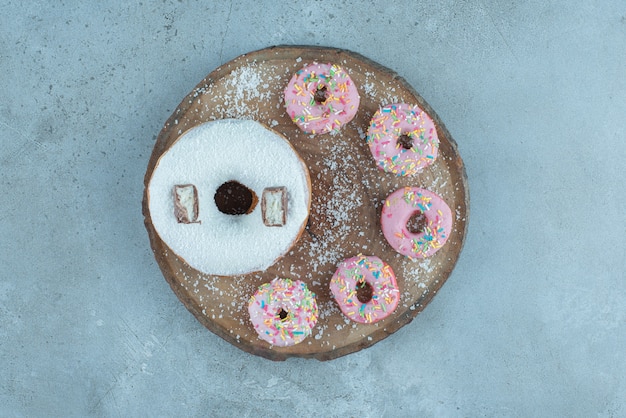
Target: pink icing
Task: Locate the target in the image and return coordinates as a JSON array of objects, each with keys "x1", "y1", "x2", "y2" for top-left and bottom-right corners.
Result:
[
  {"x1": 248, "y1": 278, "x2": 318, "y2": 347},
  {"x1": 284, "y1": 62, "x2": 360, "y2": 134},
  {"x1": 381, "y1": 187, "x2": 452, "y2": 259},
  {"x1": 366, "y1": 103, "x2": 439, "y2": 176},
  {"x1": 329, "y1": 255, "x2": 400, "y2": 324}
]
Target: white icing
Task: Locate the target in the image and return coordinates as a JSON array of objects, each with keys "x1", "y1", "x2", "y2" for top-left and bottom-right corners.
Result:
[{"x1": 148, "y1": 119, "x2": 311, "y2": 276}]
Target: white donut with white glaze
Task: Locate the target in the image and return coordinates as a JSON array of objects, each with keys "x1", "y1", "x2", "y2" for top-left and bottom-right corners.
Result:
[{"x1": 146, "y1": 119, "x2": 311, "y2": 276}]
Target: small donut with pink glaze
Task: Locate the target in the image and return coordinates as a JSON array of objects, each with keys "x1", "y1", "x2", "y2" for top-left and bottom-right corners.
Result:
[
  {"x1": 330, "y1": 255, "x2": 400, "y2": 324},
  {"x1": 248, "y1": 278, "x2": 318, "y2": 347},
  {"x1": 381, "y1": 187, "x2": 453, "y2": 259},
  {"x1": 366, "y1": 103, "x2": 439, "y2": 176},
  {"x1": 284, "y1": 62, "x2": 360, "y2": 135}
]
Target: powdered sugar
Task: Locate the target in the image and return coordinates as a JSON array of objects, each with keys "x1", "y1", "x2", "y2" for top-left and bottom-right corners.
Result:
[{"x1": 148, "y1": 119, "x2": 311, "y2": 275}]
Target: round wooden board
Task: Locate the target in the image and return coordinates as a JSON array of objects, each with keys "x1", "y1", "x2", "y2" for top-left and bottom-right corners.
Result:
[{"x1": 142, "y1": 45, "x2": 469, "y2": 361}]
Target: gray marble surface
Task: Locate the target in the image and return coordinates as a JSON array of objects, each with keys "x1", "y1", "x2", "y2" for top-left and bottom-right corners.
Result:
[{"x1": 1, "y1": 1, "x2": 624, "y2": 416}]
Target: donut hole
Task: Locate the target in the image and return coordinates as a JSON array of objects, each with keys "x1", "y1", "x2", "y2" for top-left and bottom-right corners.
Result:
[
  {"x1": 314, "y1": 85, "x2": 329, "y2": 104},
  {"x1": 276, "y1": 308, "x2": 289, "y2": 321},
  {"x1": 214, "y1": 180, "x2": 258, "y2": 215},
  {"x1": 397, "y1": 134, "x2": 414, "y2": 150},
  {"x1": 407, "y1": 211, "x2": 428, "y2": 234},
  {"x1": 355, "y1": 280, "x2": 374, "y2": 304}
]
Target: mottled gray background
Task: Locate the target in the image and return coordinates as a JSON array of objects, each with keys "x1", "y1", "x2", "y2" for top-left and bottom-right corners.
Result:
[{"x1": 1, "y1": 1, "x2": 625, "y2": 416}]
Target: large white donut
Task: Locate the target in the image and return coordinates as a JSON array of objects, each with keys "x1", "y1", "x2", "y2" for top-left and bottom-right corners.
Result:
[{"x1": 146, "y1": 119, "x2": 311, "y2": 276}]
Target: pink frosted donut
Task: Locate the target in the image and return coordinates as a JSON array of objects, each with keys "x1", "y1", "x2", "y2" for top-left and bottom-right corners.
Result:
[
  {"x1": 381, "y1": 187, "x2": 453, "y2": 259},
  {"x1": 284, "y1": 62, "x2": 360, "y2": 134},
  {"x1": 248, "y1": 278, "x2": 318, "y2": 347},
  {"x1": 329, "y1": 255, "x2": 400, "y2": 324},
  {"x1": 366, "y1": 103, "x2": 439, "y2": 176}
]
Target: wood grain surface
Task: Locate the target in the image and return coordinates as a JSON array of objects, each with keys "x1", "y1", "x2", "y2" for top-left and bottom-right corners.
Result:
[{"x1": 143, "y1": 45, "x2": 469, "y2": 361}]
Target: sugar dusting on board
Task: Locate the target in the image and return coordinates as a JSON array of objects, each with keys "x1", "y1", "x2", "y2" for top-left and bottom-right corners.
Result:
[
  {"x1": 148, "y1": 49, "x2": 468, "y2": 359},
  {"x1": 189, "y1": 60, "x2": 280, "y2": 120}
]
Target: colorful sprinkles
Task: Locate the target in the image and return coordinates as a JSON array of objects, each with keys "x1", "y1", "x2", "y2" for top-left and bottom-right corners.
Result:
[
  {"x1": 248, "y1": 278, "x2": 319, "y2": 347},
  {"x1": 366, "y1": 103, "x2": 439, "y2": 176},
  {"x1": 381, "y1": 187, "x2": 453, "y2": 259},
  {"x1": 329, "y1": 254, "x2": 400, "y2": 324},
  {"x1": 284, "y1": 62, "x2": 360, "y2": 135}
]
